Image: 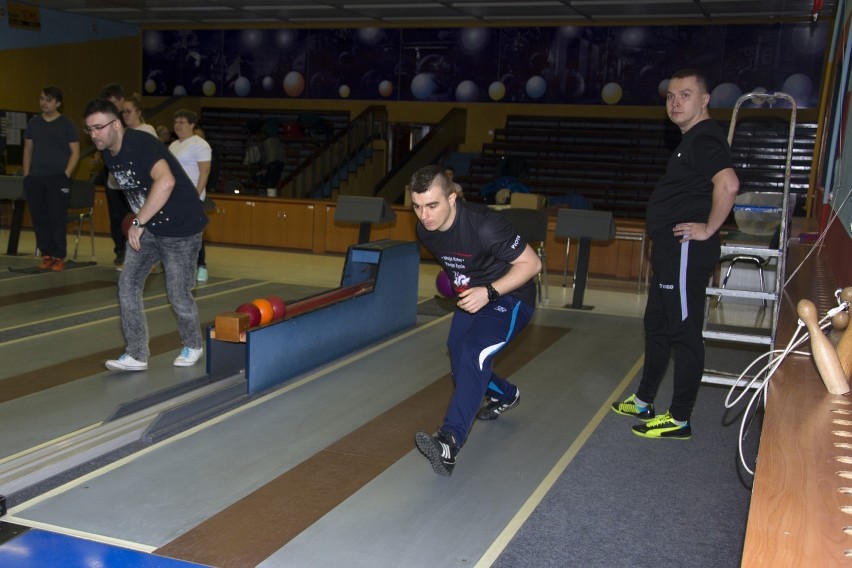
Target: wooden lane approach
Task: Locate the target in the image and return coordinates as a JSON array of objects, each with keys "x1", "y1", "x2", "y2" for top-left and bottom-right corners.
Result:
[{"x1": 207, "y1": 240, "x2": 420, "y2": 395}]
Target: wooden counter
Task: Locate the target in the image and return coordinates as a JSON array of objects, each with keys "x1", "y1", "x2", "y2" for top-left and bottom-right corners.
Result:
[
  {"x1": 741, "y1": 242, "x2": 851, "y2": 566},
  {"x1": 73, "y1": 190, "x2": 649, "y2": 281}
]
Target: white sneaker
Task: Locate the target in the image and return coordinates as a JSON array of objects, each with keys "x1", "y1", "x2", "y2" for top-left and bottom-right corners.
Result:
[
  {"x1": 105, "y1": 353, "x2": 148, "y2": 371},
  {"x1": 174, "y1": 346, "x2": 203, "y2": 367},
  {"x1": 196, "y1": 266, "x2": 208, "y2": 282}
]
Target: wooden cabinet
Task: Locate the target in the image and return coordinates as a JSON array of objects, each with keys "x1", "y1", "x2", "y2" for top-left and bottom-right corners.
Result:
[
  {"x1": 204, "y1": 199, "x2": 253, "y2": 245},
  {"x1": 92, "y1": 188, "x2": 110, "y2": 235},
  {"x1": 204, "y1": 197, "x2": 315, "y2": 250},
  {"x1": 251, "y1": 201, "x2": 314, "y2": 249},
  {"x1": 87, "y1": 191, "x2": 647, "y2": 283}
]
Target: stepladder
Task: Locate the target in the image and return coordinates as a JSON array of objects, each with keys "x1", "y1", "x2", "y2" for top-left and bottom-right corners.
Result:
[{"x1": 701, "y1": 91, "x2": 797, "y2": 388}]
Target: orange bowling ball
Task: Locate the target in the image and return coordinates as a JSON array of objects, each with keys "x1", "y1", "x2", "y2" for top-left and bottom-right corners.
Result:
[{"x1": 252, "y1": 298, "x2": 274, "y2": 325}]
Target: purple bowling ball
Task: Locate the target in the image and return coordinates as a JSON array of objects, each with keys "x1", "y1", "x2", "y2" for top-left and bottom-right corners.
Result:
[{"x1": 436, "y1": 270, "x2": 456, "y2": 298}]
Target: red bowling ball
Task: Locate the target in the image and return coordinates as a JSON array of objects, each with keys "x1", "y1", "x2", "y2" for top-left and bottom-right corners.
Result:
[
  {"x1": 236, "y1": 303, "x2": 262, "y2": 327},
  {"x1": 268, "y1": 295, "x2": 287, "y2": 320}
]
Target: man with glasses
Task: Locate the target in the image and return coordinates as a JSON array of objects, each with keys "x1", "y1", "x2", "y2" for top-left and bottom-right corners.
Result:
[{"x1": 83, "y1": 98, "x2": 208, "y2": 371}]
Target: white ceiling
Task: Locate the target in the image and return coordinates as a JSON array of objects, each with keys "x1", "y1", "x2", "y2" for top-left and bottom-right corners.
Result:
[{"x1": 15, "y1": 0, "x2": 839, "y2": 26}]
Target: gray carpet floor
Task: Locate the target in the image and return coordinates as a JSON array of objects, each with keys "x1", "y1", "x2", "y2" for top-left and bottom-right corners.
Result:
[{"x1": 492, "y1": 373, "x2": 759, "y2": 568}]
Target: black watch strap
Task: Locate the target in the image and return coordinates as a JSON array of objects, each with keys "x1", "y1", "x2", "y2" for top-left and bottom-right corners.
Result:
[
  {"x1": 132, "y1": 217, "x2": 145, "y2": 228},
  {"x1": 486, "y1": 283, "x2": 500, "y2": 302}
]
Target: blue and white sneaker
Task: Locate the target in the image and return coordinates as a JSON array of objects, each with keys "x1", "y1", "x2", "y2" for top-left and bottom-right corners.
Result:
[
  {"x1": 174, "y1": 346, "x2": 203, "y2": 367},
  {"x1": 105, "y1": 353, "x2": 148, "y2": 372}
]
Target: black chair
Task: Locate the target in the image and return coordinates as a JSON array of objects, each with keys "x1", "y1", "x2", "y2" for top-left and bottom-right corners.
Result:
[
  {"x1": 67, "y1": 180, "x2": 96, "y2": 260},
  {"x1": 499, "y1": 208, "x2": 548, "y2": 303}
]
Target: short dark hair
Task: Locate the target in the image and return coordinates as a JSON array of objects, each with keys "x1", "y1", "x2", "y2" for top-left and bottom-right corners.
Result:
[
  {"x1": 42, "y1": 86, "x2": 63, "y2": 103},
  {"x1": 100, "y1": 83, "x2": 124, "y2": 101},
  {"x1": 83, "y1": 97, "x2": 120, "y2": 121},
  {"x1": 173, "y1": 109, "x2": 198, "y2": 125},
  {"x1": 409, "y1": 165, "x2": 451, "y2": 197},
  {"x1": 671, "y1": 69, "x2": 708, "y2": 93}
]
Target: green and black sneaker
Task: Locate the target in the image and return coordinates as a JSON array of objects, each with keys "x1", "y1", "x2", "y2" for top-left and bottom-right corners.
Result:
[
  {"x1": 611, "y1": 394, "x2": 655, "y2": 421},
  {"x1": 632, "y1": 411, "x2": 692, "y2": 440}
]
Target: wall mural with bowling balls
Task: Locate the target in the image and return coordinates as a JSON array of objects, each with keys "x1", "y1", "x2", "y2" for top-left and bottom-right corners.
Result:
[{"x1": 142, "y1": 22, "x2": 828, "y2": 108}]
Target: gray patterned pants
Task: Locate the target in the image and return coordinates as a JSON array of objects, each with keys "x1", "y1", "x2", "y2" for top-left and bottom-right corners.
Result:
[{"x1": 118, "y1": 230, "x2": 203, "y2": 362}]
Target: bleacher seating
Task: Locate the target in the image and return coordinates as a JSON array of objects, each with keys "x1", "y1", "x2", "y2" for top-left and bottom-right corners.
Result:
[
  {"x1": 200, "y1": 108, "x2": 350, "y2": 194},
  {"x1": 459, "y1": 115, "x2": 817, "y2": 219}
]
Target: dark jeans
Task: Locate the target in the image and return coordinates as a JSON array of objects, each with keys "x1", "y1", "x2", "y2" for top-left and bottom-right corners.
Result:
[
  {"x1": 24, "y1": 174, "x2": 70, "y2": 259},
  {"x1": 443, "y1": 296, "x2": 534, "y2": 445}
]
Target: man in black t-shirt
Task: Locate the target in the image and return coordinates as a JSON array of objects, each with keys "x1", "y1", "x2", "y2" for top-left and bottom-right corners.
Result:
[
  {"x1": 83, "y1": 98, "x2": 209, "y2": 372},
  {"x1": 611, "y1": 69, "x2": 739, "y2": 440},
  {"x1": 409, "y1": 165, "x2": 542, "y2": 476}
]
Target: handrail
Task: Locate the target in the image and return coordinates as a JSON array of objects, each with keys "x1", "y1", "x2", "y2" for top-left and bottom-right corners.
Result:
[
  {"x1": 374, "y1": 107, "x2": 467, "y2": 204},
  {"x1": 282, "y1": 105, "x2": 387, "y2": 198}
]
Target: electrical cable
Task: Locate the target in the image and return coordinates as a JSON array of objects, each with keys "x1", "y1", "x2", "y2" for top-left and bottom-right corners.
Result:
[{"x1": 727, "y1": 295, "x2": 849, "y2": 475}]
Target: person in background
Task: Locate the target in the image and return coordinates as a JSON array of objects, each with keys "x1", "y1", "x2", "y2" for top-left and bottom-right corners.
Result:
[
  {"x1": 611, "y1": 69, "x2": 739, "y2": 440},
  {"x1": 84, "y1": 98, "x2": 208, "y2": 372},
  {"x1": 120, "y1": 93, "x2": 157, "y2": 138},
  {"x1": 22, "y1": 86, "x2": 80, "y2": 272},
  {"x1": 156, "y1": 124, "x2": 175, "y2": 145},
  {"x1": 444, "y1": 166, "x2": 464, "y2": 200},
  {"x1": 408, "y1": 165, "x2": 541, "y2": 476},
  {"x1": 95, "y1": 83, "x2": 133, "y2": 268},
  {"x1": 169, "y1": 109, "x2": 212, "y2": 282}
]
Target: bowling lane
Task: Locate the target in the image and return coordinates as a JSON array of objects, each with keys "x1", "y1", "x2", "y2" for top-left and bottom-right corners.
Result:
[
  {"x1": 0, "y1": 273, "x2": 331, "y2": 460},
  {"x1": 8, "y1": 309, "x2": 645, "y2": 568}
]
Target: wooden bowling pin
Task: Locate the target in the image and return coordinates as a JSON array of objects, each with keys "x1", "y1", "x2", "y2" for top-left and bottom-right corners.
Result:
[
  {"x1": 836, "y1": 287, "x2": 852, "y2": 379},
  {"x1": 797, "y1": 299, "x2": 850, "y2": 395}
]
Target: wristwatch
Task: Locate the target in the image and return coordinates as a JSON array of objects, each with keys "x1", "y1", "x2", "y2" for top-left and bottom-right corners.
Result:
[
  {"x1": 131, "y1": 217, "x2": 145, "y2": 228},
  {"x1": 486, "y1": 283, "x2": 500, "y2": 302}
]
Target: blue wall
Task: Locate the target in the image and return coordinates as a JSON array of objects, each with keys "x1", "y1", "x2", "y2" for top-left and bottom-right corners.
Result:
[{"x1": 0, "y1": 1, "x2": 137, "y2": 50}]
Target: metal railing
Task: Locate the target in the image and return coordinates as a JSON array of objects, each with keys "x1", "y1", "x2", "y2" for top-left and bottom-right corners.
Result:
[{"x1": 282, "y1": 105, "x2": 388, "y2": 199}]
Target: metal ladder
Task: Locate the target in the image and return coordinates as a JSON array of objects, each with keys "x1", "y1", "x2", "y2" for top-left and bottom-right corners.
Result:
[{"x1": 701, "y1": 91, "x2": 797, "y2": 387}]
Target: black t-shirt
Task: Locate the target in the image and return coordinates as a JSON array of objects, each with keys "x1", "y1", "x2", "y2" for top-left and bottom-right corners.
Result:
[
  {"x1": 417, "y1": 201, "x2": 537, "y2": 306},
  {"x1": 24, "y1": 114, "x2": 79, "y2": 176},
  {"x1": 103, "y1": 129, "x2": 207, "y2": 237},
  {"x1": 645, "y1": 119, "x2": 734, "y2": 240}
]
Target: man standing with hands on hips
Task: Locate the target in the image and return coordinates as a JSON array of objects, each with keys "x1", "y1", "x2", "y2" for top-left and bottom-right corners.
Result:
[
  {"x1": 611, "y1": 69, "x2": 740, "y2": 439},
  {"x1": 83, "y1": 98, "x2": 208, "y2": 372},
  {"x1": 409, "y1": 165, "x2": 541, "y2": 476}
]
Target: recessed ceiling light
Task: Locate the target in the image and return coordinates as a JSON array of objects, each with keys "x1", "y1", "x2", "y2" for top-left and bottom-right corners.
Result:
[
  {"x1": 453, "y1": 1, "x2": 563, "y2": 6},
  {"x1": 344, "y1": 3, "x2": 439, "y2": 8},
  {"x1": 243, "y1": 5, "x2": 333, "y2": 9},
  {"x1": 149, "y1": 6, "x2": 235, "y2": 12}
]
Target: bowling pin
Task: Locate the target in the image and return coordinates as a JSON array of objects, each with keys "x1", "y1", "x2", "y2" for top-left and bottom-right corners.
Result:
[
  {"x1": 797, "y1": 299, "x2": 849, "y2": 395},
  {"x1": 836, "y1": 287, "x2": 852, "y2": 379}
]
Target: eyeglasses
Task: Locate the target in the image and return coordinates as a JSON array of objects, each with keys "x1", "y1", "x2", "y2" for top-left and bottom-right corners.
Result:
[{"x1": 83, "y1": 119, "x2": 117, "y2": 135}]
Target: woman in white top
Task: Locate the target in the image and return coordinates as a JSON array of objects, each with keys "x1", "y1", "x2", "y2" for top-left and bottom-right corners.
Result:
[
  {"x1": 120, "y1": 94, "x2": 157, "y2": 138},
  {"x1": 169, "y1": 109, "x2": 212, "y2": 282}
]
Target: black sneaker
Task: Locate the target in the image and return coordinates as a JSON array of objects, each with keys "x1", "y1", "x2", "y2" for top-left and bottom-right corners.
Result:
[
  {"x1": 632, "y1": 411, "x2": 692, "y2": 440},
  {"x1": 476, "y1": 388, "x2": 520, "y2": 420},
  {"x1": 415, "y1": 429, "x2": 459, "y2": 476}
]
